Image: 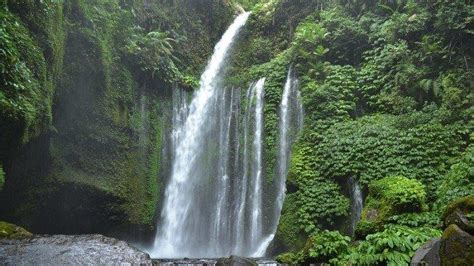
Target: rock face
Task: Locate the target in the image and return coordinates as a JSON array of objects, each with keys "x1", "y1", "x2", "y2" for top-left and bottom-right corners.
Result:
[{"x1": 0, "y1": 234, "x2": 151, "y2": 265}]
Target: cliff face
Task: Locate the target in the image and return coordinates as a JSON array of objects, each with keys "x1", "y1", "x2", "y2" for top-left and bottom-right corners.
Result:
[{"x1": 0, "y1": 0, "x2": 235, "y2": 241}]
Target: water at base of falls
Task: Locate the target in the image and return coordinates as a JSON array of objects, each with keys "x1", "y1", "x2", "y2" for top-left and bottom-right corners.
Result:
[{"x1": 153, "y1": 257, "x2": 279, "y2": 266}]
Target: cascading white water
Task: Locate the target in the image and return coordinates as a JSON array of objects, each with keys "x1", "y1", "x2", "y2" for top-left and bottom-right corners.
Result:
[
  {"x1": 349, "y1": 177, "x2": 363, "y2": 235},
  {"x1": 151, "y1": 13, "x2": 306, "y2": 258},
  {"x1": 249, "y1": 78, "x2": 266, "y2": 251},
  {"x1": 233, "y1": 83, "x2": 255, "y2": 254},
  {"x1": 252, "y1": 68, "x2": 304, "y2": 257},
  {"x1": 151, "y1": 12, "x2": 250, "y2": 258}
]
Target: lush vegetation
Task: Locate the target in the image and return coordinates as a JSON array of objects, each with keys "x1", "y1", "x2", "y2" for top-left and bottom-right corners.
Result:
[
  {"x1": 0, "y1": 0, "x2": 235, "y2": 236},
  {"x1": 227, "y1": 0, "x2": 473, "y2": 263},
  {"x1": 0, "y1": 0, "x2": 472, "y2": 262}
]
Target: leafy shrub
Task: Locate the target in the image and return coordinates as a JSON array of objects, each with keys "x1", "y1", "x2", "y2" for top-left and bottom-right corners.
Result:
[
  {"x1": 297, "y1": 179, "x2": 349, "y2": 233},
  {"x1": 124, "y1": 30, "x2": 180, "y2": 83},
  {"x1": 300, "y1": 65, "x2": 357, "y2": 122},
  {"x1": 356, "y1": 176, "x2": 427, "y2": 239},
  {"x1": 275, "y1": 251, "x2": 301, "y2": 264},
  {"x1": 355, "y1": 219, "x2": 380, "y2": 239},
  {"x1": 386, "y1": 212, "x2": 439, "y2": 228},
  {"x1": 0, "y1": 9, "x2": 49, "y2": 151},
  {"x1": 303, "y1": 230, "x2": 351, "y2": 263},
  {"x1": 369, "y1": 176, "x2": 426, "y2": 213},
  {"x1": 435, "y1": 145, "x2": 474, "y2": 212},
  {"x1": 277, "y1": 230, "x2": 350, "y2": 264},
  {"x1": 335, "y1": 225, "x2": 442, "y2": 265}
]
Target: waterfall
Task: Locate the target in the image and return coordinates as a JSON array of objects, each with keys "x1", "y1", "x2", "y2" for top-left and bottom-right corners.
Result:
[
  {"x1": 276, "y1": 68, "x2": 303, "y2": 218},
  {"x1": 151, "y1": 12, "x2": 250, "y2": 258},
  {"x1": 249, "y1": 78, "x2": 266, "y2": 253},
  {"x1": 252, "y1": 68, "x2": 303, "y2": 257},
  {"x1": 233, "y1": 82, "x2": 255, "y2": 254},
  {"x1": 151, "y1": 13, "x2": 304, "y2": 258},
  {"x1": 349, "y1": 177, "x2": 363, "y2": 235}
]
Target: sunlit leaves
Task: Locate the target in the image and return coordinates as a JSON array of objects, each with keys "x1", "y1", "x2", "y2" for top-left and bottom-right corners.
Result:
[
  {"x1": 334, "y1": 225, "x2": 441, "y2": 265},
  {"x1": 124, "y1": 30, "x2": 180, "y2": 83}
]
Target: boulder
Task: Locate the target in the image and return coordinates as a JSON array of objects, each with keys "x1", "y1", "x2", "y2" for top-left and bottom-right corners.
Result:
[
  {"x1": 411, "y1": 237, "x2": 441, "y2": 265},
  {"x1": 444, "y1": 210, "x2": 474, "y2": 235},
  {"x1": 217, "y1": 255, "x2": 258, "y2": 265},
  {"x1": 439, "y1": 224, "x2": 474, "y2": 265},
  {"x1": 0, "y1": 221, "x2": 32, "y2": 240},
  {"x1": 0, "y1": 234, "x2": 151, "y2": 265}
]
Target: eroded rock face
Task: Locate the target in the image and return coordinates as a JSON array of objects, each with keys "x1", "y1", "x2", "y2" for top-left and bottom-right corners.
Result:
[{"x1": 0, "y1": 234, "x2": 151, "y2": 265}]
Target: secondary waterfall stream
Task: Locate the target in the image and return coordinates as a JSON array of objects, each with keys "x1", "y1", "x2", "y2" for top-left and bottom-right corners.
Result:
[
  {"x1": 349, "y1": 177, "x2": 363, "y2": 235},
  {"x1": 151, "y1": 12, "x2": 303, "y2": 259}
]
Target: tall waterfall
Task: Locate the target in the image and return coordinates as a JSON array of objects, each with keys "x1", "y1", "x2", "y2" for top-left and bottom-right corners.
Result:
[
  {"x1": 151, "y1": 12, "x2": 305, "y2": 258},
  {"x1": 349, "y1": 177, "x2": 363, "y2": 235},
  {"x1": 151, "y1": 12, "x2": 251, "y2": 258},
  {"x1": 253, "y1": 68, "x2": 304, "y2": 257},
  {"x1": 275, "y1": 68, "x2": 303, "y2": 222}
]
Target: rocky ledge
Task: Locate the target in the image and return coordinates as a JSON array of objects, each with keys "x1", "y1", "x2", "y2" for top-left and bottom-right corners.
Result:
[{"x1": 0, "y1": 233, "x2": 152, "y2": 265}]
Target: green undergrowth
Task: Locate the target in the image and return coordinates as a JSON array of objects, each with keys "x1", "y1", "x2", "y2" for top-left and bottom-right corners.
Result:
[
  {"x1": 0, "y1": 0, "x2": 237, "y2": 233},
  {"x1": 233, "y1": 0, "x2": 474, "y2": 261}
]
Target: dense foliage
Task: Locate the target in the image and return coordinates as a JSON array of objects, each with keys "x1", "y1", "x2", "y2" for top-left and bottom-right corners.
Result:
[
  {"x1": 229, "y1": 0, "x2": 473, "y2": 262},
  {"x1": 0, "y1": 0, "x2": 234, "y2": 236},
  {"x1": 0, "y1": 0, "x2": 472, "y2": 262}
]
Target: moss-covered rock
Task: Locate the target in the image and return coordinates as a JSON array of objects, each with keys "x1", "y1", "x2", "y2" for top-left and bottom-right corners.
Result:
[
  {"x1": 442, "y1": 196, "x2": 474, "y2": 234},
  {"x1": 0, "y1": 221, "x2": 32, "y2": 239},
  {"x1": 439, "y1": 224, "x2": 474, "y2": 266},
  {"x1": 273, "y1": 193, "x2": 306, "y2": 252},
  {"x1": 356, "y1": 176, "x2": 426, "y2": 239}
]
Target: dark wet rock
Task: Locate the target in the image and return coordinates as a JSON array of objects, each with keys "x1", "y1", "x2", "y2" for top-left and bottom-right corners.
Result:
[
  {"x1": 153, "y1": 256, "x2": 277, "y2": 265},
  {"x1": 154, "y1": 258, "x2": 219, "y2": 265},
  {"x1": 411, "y1": 237, "x2": 440, "y2": 265},
  {"x1": 217, "y1": 255, "x2": 258, "y2": 265},
  {"x1": 0, "y1": 234, "x2": 152, "y2": 265},
  {"x1": 439, "y1": 224, "x2": 474, "y2": 265},
  {"x1": 444, "y1": 210, "x2": 474, "y2": 235}
]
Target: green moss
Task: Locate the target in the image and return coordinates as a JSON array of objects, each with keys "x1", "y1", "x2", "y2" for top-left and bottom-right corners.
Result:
[
  {"x1": 0, "y1": 221, "x2": 32, "y2": 239},
  {"x1": 440, "y1": 224, "x2": 474, "y2": 266},
  {"x1": 435, "y1": 145, "x2": 474, "y2": 212},
  {"x1": 0, "y1": 9, "x2": 50, "y2": 155},
  {"x1": 356, "y1": 176, "x2": 427, "y2": 239},
  {"x1": 442, "y1": 196, "x2": 474, "y2": 222},
  {"x1": 355, "y1": 219, "x2": 380, "y2": 239},
  {"x1": 370, "y1": 176, "x2": 427, "y2": 214},
  {"x1": 275, "y1": 193, "x2": 306, "y2": 251}
]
